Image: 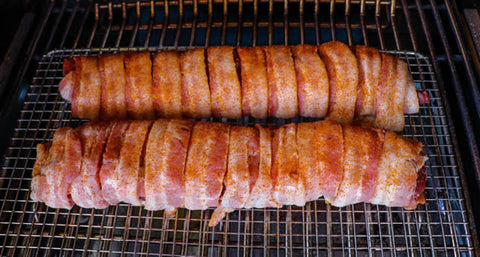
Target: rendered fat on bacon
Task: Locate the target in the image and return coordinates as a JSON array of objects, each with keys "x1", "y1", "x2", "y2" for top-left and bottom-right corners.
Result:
[
  {"x1": 99, "y1": 53, "x2": 128, "y2": 120},
  {"x1": 152, "y1": 51, "x2": 183, "y2": 118},
  {"x1": 207, "y1": 46, "x2": 242, "y2": 119},
  {"x1": 318, "y1": 41, "x2": 359, "y2": 124},
  {"x1": 180, "y1": 48, "x2": 212, "y2": 118},
  {"x1": 31, "y1": 128, "x2": 82, "y2": 209},
  {"x1": 265, "y1": 46, "x2": 299, "y2": 119},
  {"x1": 237, "y1": 47, "x2": 269, "y2": 119}
]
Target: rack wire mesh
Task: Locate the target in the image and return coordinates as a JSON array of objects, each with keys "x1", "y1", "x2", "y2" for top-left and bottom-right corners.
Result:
[
  {"x1": 0, "y1": 48, "x2": 475, "y2": 257},
  {"x1": 0, "y1": 0, "x2": 479, "y2": 256}
]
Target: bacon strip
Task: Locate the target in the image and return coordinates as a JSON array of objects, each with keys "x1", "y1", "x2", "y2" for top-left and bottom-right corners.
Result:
[
  {"x1": 297, "y1": 121, "x2": 343, "y2": 202},
  {"x1": 292, "y1": 45, "x2": 329, "y2": 118},
  {"x1": 207, "y1": 46, "x2": 242, "y2": 119},
  {"x1": 331, "y1": 125, "x2": 383, "y2": 206},
  {"x1": 246, "y1": 125, "x2": 278, "y2": 208},
  {"x1": 152, "y1": 51, "x2": 183, "y2": 118},
  {"x1": 70, "y1": 122, "x2": 111, "y2": 208},
  {"x1": 374, "y1": 54, "x2": 408, "y2": 132},
  {"x1": 354, "y1": 45, "x2": 381, "y2": 117},
  {"x1": 115, "y1": 120, "x2": 153, "y2": 206},
  {"x1": 99, "y1": 53, "x2": 128, "y2": 120},
  {"x1": 265, "y1": 46, "x2": 299, "y2": 119},
  {"x1": 237, "y1": 47, "x2": 269, "y2": 119},
  {"x1": 32, "y1": 119, "x2": 427, "y2": 225},
  {"x1": 124, "y1": 52, "x2": 156, "y2": 119},
  {"x1": 318, "y1": 41, "x2": 359, "y2": 124},
  {"x1": 371, "y1": 131, "x2": 426, "y2": 207},
  {"x1": 184, "y1": 122, "x2": 230, "y2": 210},
  {"x1": 180, "y1": 49, "x2": 212, "y2": 118},
  {"x1": 271, "y1": 123, "x2": 305, "y2": 206},
  {"x1": 31, "y1": 128, "x2": 82, "y2": 209},
  {"x1": 71, "y1": 56, "x2": 102, "y2": 120},
  {"x1": 144, "y1": 119, "x2": 194, "y2": 213},
  {"x1": 99, "y1": 121, "x2": 130, "y2": 205},
  {"x1": 209, "y1": 126, "x2": 259, "y2": 226}
]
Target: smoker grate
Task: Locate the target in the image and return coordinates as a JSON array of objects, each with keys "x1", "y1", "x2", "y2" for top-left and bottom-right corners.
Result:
[
  {"x1": 1, "y1": 0, "x2": 479, "y2": 256},
  {"x1": 0, "y1": 47, "x2": 475, "y2": 256}
]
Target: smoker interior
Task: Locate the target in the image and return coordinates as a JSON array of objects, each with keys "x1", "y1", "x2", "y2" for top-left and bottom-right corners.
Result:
[{"x1": 1, "y1": 0, "x2": 479, "y2": 256}]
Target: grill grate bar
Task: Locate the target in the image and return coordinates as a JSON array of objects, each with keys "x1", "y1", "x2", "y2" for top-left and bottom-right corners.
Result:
[{"x1": 0, "y1": 0, "x2": 478, "y2": 256}]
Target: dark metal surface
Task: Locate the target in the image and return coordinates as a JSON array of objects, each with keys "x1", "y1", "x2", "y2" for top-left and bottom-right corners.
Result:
[{"x1": 0, "y1": 0, "x2": 479, "y2": 256}]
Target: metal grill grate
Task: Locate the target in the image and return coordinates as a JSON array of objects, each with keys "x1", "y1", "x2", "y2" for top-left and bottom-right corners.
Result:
[
  {"x1": 0, "y1": 47, "x2": 475, "y2": 256},
  {"x1": 1, "y1": 0, "x2": 479, "y2": 256}
]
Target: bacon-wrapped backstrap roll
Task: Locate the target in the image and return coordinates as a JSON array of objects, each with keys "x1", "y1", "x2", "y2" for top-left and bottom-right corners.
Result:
[
  {"x1": 31, "y1": 119, "x2": 427, "y2": 226},
  {"x1": 59, "y1": 42, "x2": 428, "y2": 130}
]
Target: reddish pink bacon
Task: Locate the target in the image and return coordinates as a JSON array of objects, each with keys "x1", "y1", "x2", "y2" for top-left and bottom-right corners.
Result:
[
  {"x1": 58, "y1": 43, "x2": 428, "y2": 131},
  {"x1": 237, "y1": 47, "x2": 269, "y2": 119},
  {"x1": 70, "y1": 122, "x2": 111, "y2": 209},
  {"x1": 144, "y1": 119, "x2": 193, "y2": 214},
  {"x1": 31, "y1": 128, "x2": 82, "y2": 209},
  {"x1": 32, "y1": 119, "x2": 427, "y2": 225},
  {"x1": 318, "y1": 41, "x2": 359, "y2": 124}
]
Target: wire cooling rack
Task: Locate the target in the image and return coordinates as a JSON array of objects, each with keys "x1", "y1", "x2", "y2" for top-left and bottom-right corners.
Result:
[{"x1": 0, "y1": 48, "x2": 476, "y2": 256}]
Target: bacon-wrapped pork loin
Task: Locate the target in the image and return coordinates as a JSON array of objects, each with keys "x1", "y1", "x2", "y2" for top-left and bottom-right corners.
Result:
[
  {"x1": 58, "y1": 42, "x2": 430, "y2": 131},
  {"x1": 31, "y1": 119, "x2": 427, "y2": 226}
]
